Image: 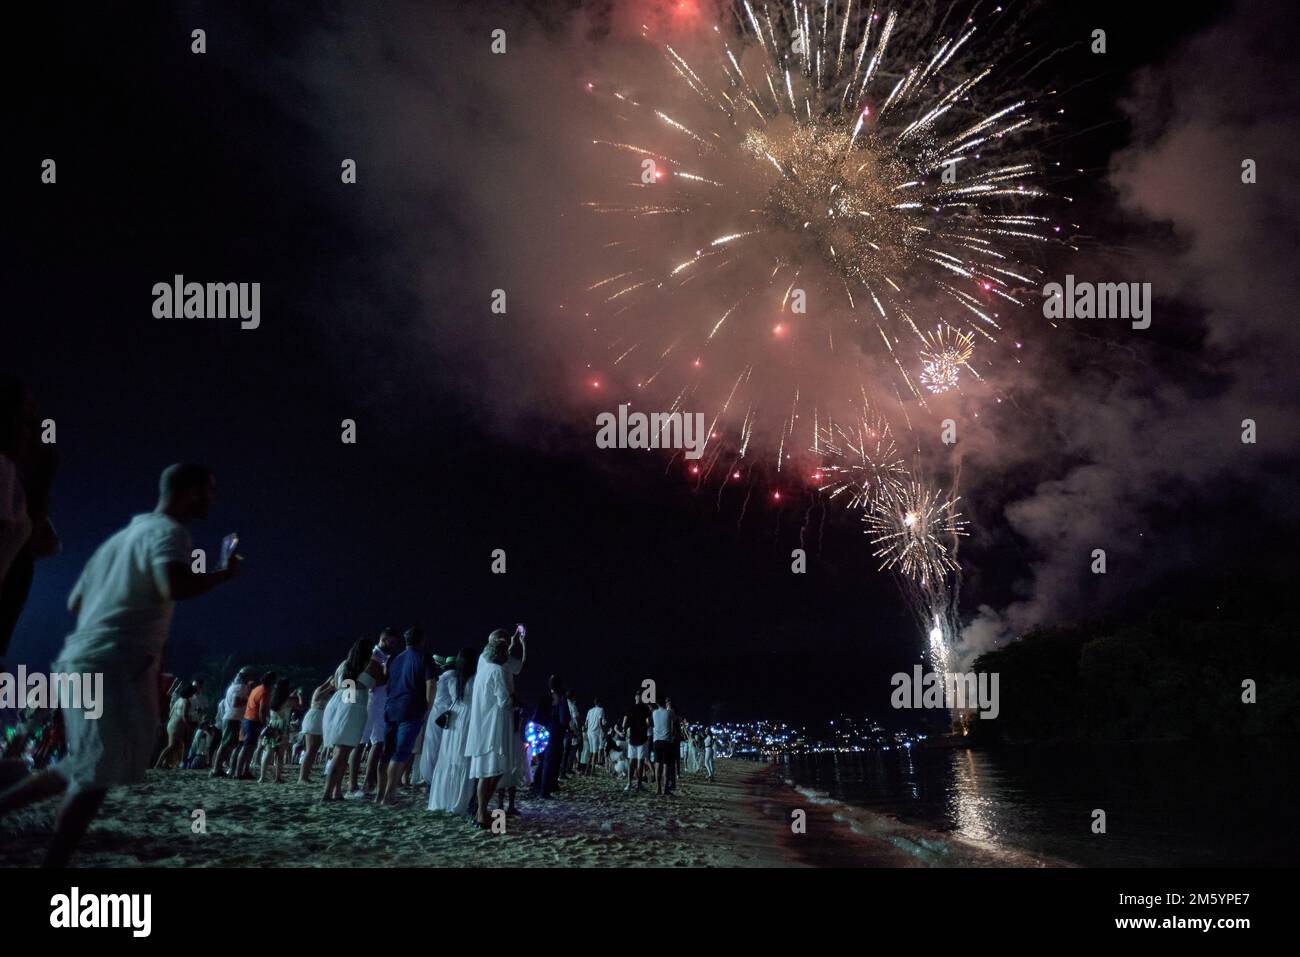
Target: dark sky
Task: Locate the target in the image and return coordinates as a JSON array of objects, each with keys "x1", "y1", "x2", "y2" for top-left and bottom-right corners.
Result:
[{"x1": 8, "y1": 0, "x2": 1295, "y2": 726}]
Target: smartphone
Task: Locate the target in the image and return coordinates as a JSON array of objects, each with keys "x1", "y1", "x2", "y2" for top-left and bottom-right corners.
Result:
[{"x1": 219, "y1": 533, "x2": 239, "y2": 570}]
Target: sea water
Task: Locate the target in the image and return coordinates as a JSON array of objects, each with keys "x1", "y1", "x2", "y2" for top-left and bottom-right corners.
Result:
[{"x1": 779, "y1": 737, "x2": 1297, "y2": 866}]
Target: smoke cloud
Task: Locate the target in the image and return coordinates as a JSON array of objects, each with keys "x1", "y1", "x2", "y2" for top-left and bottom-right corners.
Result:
[{"x1": 251, "y1": 0, "x2": 1296, "y2": 659}]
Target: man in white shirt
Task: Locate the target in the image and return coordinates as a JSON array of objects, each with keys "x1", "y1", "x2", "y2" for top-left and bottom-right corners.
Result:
[
  {"x1": 0, "y1": 463, "x2": 241, "y2": 866},
  {"x1": 356, "y1": 626, "x2": 400, "y2": 797},
  {"x1": 651, "y1": 699, "x2": 675, "y2": 796}
]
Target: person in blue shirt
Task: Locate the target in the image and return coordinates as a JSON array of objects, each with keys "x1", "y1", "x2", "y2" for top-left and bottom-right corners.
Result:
[{"x1": 377, "y1": 626, "x2": 434, "y2": 806}]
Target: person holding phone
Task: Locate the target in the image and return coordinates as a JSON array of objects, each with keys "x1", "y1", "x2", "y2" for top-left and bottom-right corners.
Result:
[{"x1": 0, "y1": 463, "x2": 240, "y2": 867}]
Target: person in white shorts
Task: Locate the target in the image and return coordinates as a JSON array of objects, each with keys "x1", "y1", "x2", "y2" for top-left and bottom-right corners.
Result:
[
  {"x1": 0, "y1": 464, "x2": 240, "y2": 866},
  {"x1": 622, "y1": 692, "x2": 651, "y2": 792}
]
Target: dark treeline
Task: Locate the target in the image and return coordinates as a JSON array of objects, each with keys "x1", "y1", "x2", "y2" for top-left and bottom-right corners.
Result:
[{"x1": 969, "y1": 572, "x2": 1298, "y2": 745}]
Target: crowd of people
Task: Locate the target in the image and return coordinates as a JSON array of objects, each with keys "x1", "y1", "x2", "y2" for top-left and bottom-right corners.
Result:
[
  {"x1": 167, "y1": 624, "x2": 719, "y2": 827},
  {"x1": 0, "y1": 409, "x2": 720, "y2": 862}
]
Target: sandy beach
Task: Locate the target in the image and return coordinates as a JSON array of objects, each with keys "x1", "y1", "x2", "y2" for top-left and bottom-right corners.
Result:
[
  {"x1": 1, "y1": 756, "x2": 1067, "y2": 867},
  {"x1": 0, "y1": 759, "x2": 806, "y2": 868}
]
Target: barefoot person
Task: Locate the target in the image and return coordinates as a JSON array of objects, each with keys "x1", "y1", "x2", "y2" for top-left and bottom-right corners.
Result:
[
  {"x1": 320, "y1": 638, "x2": 380, "y2": 802},
  {"x1": 211, "y1": 667, "x2": 256, "y2": 778},
  {"x1": 356, "y1": 626, "x2": 400, "y2": 798},
  {"x1": 377, "y1": 626, "x2": 434, "y2": 807},
  {"x1": 0, "y1": 463, "x2": 239, "y2": 866},
  {"x1": 234, "y1": 671, "x2": 277, "y2": 780},
  {"x1": 297, "y1": 678, "x2": 334, "y2": 783},
  {"x1": 154, "y1": 679, "x2": 197, "y2": 769},
  {"x1": 465, "y1": 630, "x2": 513, "y2": 828},
  {"x1": 258, "y1": 679, "x2": 295, "y2": 783}
]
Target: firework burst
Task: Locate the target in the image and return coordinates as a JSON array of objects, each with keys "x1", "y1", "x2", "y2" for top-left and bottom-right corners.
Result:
[
  {"x1": 814, "y1": 408, "x2": 906, "y2": 507},
  {"x1": 918, "y1": 322, "x2": 976, "y2": 394},
  {"x1": 580, "y1": 0, "x2": 1056, "y2": 466},
  {"x1": 865, "y1": 479, "x2": 968, "y2": 585}
]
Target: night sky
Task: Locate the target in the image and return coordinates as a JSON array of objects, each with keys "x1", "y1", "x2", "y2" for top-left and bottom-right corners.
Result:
[{"x1": 8, "y1": 0, "x2": 1296, "y2": 726}]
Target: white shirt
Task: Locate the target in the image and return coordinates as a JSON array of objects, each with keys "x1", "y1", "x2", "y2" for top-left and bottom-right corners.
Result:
[
  {"x1": 59, "y1": 512, "x2": 191, "y2": 664},
  {"x1": 463, "y1": 656, "x2": 511, "y2": 759},
  {"x1": 503, "y1": 654, "x2": 523, "y2": 695},
  {"x1": 651, "y1": 707, "x2": 672, "y2": 742},
  {"x1": 585, "y1": 706, "x2": 605, "y2": 734},
  {"x1": 220, "y1": 679, "x2": 246, "y2": 723}
]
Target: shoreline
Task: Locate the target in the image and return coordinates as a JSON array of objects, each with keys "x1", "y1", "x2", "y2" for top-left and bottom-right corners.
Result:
[{"x1": 752, "y1": 760, "x2": 1070, "y2": 867}]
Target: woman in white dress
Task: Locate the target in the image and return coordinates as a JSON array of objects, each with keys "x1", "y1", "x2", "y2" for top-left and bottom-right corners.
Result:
[
  {"x1": 417, "y1": 660, "x2": 456, "y2": 786},
  {"x1": 428, "y1": 647, "x2": 478, "y2": 814},
  {"x1": 320, "y1": 638, "x2": 380, "y2": 802},
  {"x1": 464, "y1": 630, "x2": 514, "y2": 829},
  {"x1": 297, "y1": 679, "x2": 333, "y2": 784}
]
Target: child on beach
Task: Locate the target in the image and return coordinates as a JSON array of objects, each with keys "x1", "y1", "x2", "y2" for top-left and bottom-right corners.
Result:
[
  {"x1": 185, "y1": 722, "x2": 215, "y2": 769},
  {"x1": 258, "y1": 680, "x2": 296, "y2": 783}
]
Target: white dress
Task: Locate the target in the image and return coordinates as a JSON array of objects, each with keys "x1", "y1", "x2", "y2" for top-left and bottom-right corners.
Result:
[
  {"x1": 499, "y1": 713, "x2": 531, "y2": 789},
  {"x1": 322, "y1": 669, "x2": 373, "y2": 748},
  {"x1": 417, "y1": 669, "x2": 456, "y2": 785},
  {"x1": 301, "y1": 706, "x2": 325, "y2": 736},
  {"x1": 428, "y1": 675, "x2": 475, "y2": 813},
  {"x1": 464, "y1": 656, "x2": 512, "y2": 779}
]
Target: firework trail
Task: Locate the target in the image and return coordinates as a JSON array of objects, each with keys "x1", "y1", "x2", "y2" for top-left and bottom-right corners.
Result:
[
  {"x1": 873, "y1": 482, "x2": 965, "y2": 683},
  {"x1": 579, "y1": 0, "x2": 1059, "y2": 473}
]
